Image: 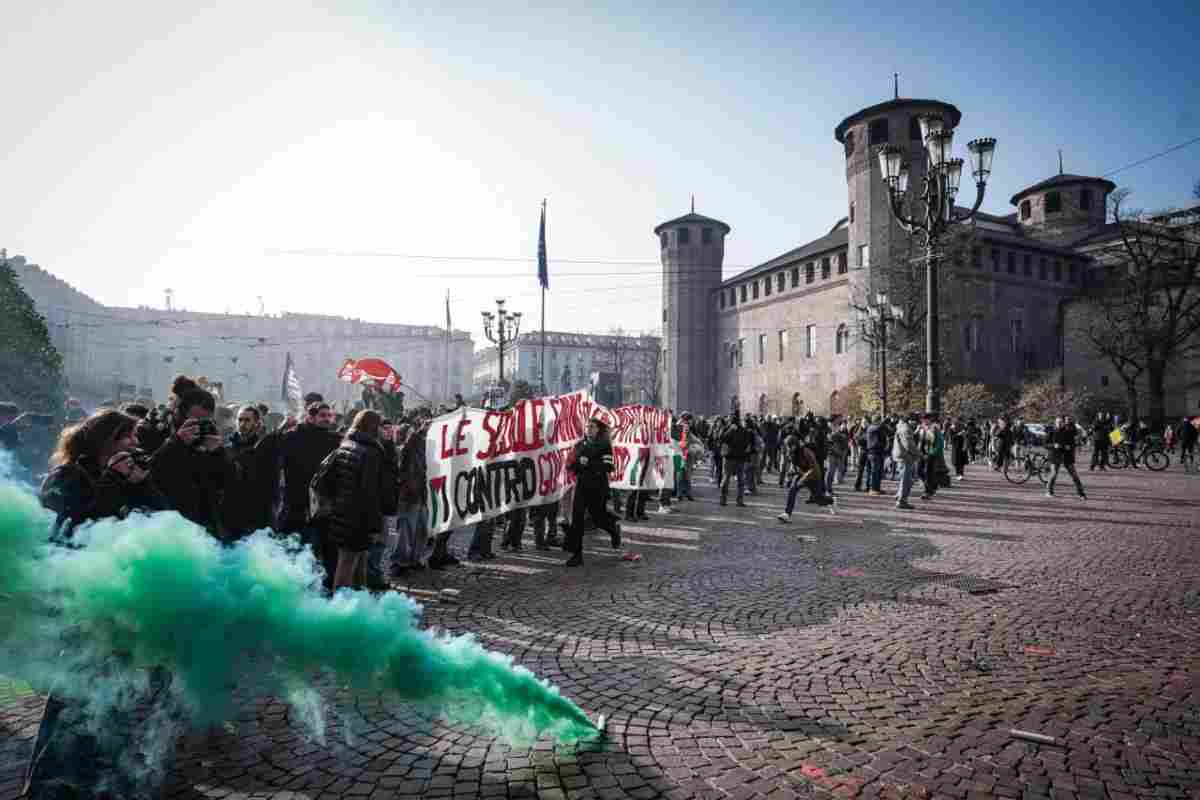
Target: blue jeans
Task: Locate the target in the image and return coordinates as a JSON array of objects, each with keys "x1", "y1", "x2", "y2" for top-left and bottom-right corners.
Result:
[
  {"x1": 785, "y1": 478, "x2": 825, "y2": 513},
  {"x1": 895, "y1": 461, "x2": 915, "y2": 504},
  {"x1": 868, "y1": 453, "x2": 884, "y2": 492}
]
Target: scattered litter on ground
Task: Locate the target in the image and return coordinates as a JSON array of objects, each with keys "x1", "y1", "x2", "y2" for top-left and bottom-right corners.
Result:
[{"x1": 1010, "y1": 729, "x2": 1060, "y2": 745}]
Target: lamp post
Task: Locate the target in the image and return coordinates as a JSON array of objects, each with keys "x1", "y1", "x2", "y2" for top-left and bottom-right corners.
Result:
[
  {"x1": 481, "y1": 298, "x2": 522, "y2": 394},
  {"x1": 876, "y1": 117, "x2": 996, "y2": 415},
  {"x1": 866, "y1": 292, "x2": 905, "y2": 417}
]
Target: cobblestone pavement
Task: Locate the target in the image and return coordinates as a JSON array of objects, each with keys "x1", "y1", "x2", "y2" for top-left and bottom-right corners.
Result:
[{"x1": 3, "y1": 460, "x2": 1199, "y2": 799}]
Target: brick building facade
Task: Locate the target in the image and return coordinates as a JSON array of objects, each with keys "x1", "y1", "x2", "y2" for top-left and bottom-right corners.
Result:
[{"x1": 658, "y1": 95, "x2": 1183, "y2": 418}]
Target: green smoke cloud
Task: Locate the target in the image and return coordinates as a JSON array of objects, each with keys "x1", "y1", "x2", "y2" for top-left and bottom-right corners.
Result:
[{"x1": 0, "y1": 476, "x2": 596, "y2": 758}]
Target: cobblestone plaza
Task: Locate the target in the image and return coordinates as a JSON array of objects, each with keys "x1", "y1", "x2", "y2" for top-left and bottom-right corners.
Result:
[{"x1": 3, "y1": 465, "x2": 1198, "y2": 799}]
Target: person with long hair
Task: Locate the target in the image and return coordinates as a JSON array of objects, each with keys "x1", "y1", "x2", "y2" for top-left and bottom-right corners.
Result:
[
  {"x1": 40, "y1": 409, "x2": 167, "y2": 536},
  {"x1": 28, "y1": 410, "x2": 169, "y2": 800},
  {"x1": 323, "y1": 410, "x2": 399, "y2": 591}
]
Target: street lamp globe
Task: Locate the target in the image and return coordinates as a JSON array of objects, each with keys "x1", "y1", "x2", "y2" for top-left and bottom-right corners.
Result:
[
  {"x1": 917, "y1": 114, "x2": 946, "y2": 143},
  {"x1": 926, "y1": 129, "x2": 954, "y2": 167},
  {"x1": 875, "y1": 144, "x2": 906, "y2": 187},
  {"x1": 967, "y1": 137, "x2": 997, "y2": 183},
  {"x1": 896, "y1": 162, "x2": 911, "y2": 194},
  {"x1": 944, "y1": 158, "x2": 965, "y2": 197}
]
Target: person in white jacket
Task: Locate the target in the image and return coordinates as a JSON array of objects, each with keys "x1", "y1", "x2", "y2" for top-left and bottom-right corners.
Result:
[{"x1": 892, "y1": 417, "x2": 919, "y2": 509}]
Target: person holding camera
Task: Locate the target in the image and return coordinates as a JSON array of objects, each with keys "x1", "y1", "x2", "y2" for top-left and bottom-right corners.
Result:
[
  {"x1": 39, "y1": 409, "x2": 168, "y2": 537},
  {"x1": 147, "y1": 387, "x2": 232, "y2": 534}
]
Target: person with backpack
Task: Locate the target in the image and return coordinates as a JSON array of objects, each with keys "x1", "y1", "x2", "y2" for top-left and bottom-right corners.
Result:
[
  {"x1": 316, "y1": 410, "x2": 400, "y2": 591},
  {"x1": 776, "y1": 432, "x2": 832, "y2": 522}
]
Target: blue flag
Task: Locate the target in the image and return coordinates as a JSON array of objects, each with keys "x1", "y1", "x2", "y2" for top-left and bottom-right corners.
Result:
[{"x1": 537, "y1": 203, "x2": 549, "y2": 290}]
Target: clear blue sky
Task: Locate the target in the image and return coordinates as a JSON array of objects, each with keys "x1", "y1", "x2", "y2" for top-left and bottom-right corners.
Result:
[{"x1": 3, "y1": 1, "x2": 1197, "y2": 342}]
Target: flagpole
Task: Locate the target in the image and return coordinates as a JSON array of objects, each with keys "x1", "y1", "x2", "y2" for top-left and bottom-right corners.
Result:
[
  {"x1": 540, "y1": 198, "x2": 547, "y2": 396},
  {"x1": 444, "y1": 289, "x2": 451, "y2": 403}
]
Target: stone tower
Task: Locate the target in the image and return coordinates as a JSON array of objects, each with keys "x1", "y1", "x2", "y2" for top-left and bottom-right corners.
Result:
[
  {"x1": 656, "y1": 208, "x2": 730, "y2": 415},
  {"x1": 834, "y1": 97, "x2": 962, "y2": 375}
]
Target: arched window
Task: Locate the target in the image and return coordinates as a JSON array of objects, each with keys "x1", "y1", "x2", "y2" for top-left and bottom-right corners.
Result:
[
  {"x1": 835, "y1": 324, "x2": 849, "y2": 354},
  {"x1": 758, "y1": 393, "x2": 768, "y2": 415}
]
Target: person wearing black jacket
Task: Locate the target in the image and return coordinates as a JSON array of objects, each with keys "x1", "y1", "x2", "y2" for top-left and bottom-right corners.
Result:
[
  {"x1": 29, "y1": 409, "x2": 170, "y2": 800},
  {"x1": 1089, "y1": 412, "x2": 1111, "y2": 471},
  {"x1": 255, "y1": 402, "x2": 342, "y2": 569},
  {"x1": 1046, "y1": 415, "x2": 1087, "y2": 499},
  {"x1": 147, "y1": 388, "x2": 233, "y2": 535},
  {"x1": 719, "y1": 414, "x2": 755, "y2": 507},
  {"x1": 220, "y1": 405, "x2": 273, "y2": 541},
  {"x1": 564, "y1": 419, "x2": 621, "y2": 567},
  {"x1": 323, "y1": 410, "x2": 400, "y2": 590}
]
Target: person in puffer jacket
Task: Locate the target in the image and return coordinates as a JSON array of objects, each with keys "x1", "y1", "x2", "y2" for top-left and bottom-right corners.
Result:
[{"x1": 324, "y1": 410, "x2": 400, "y2": 590}]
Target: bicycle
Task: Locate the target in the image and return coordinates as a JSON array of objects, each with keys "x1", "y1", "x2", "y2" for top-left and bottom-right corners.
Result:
[
  {"x1": 1004, "y1": 449, "x2": 1051, "y2": 485},
  {"x1": 1108, "y1": 439, "x2": 1169, "y2": 471}
]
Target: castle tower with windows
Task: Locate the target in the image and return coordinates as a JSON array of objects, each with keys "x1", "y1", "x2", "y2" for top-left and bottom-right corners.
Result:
[
  {"x1": 656, "y1": 208, "x2": 729, "y2": 414},
  {"x1": 834, "y1": 97, "x2": 962, "y2": 375}
]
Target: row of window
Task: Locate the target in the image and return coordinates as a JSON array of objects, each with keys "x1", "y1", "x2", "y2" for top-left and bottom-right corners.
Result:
[
  {"x1": 970, "y1": 246, "x2": 1080, "y2": 283},
  {"x1": 660, "y1": 226, "x2": 716, "y2": 248},
  {"x1": 961, "y1": 318, "x2": 1038, "y2": 356},
  {"x1": 1018, "y1": 188, "x2": 1093, "y2": 220},
  {"x1": 719, "y1": 251, "x2": 851, "y2": 310},
  {"x1": 723, "y1": 318, "x2": 1032, "y2": 369},
  {"x1": 727, "y1": 324, "x2": 852, "y2": 368}
]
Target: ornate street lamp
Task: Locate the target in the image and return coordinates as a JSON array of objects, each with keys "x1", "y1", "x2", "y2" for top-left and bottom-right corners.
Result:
[
  {"x1": 481, "y1": 298, "x2": 522, "y2": 390},
  {"x1": 876, "y1": 119, "x2": 996, "y2": 414}
]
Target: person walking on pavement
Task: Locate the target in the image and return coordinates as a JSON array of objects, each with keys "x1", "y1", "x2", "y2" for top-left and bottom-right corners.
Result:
[
  {"x1": 719, "y1": 413, "x2": 755, "y2": 507},
  {"x1": 1089, "y1": 412, "x2": 1111, "y2": 471},
  {"x1": 865, "y1": 415, "x2": 885, "y2": 495},
  {"x1": 919, "y1": 416, "x2": 945, "y2": 501},
  {"x1": 949, "y1": 418, "x2": 969, "y2": 481},
  {"x1": 892, "y1": 415, "x2": 919, "y2": 509},
  {"x1": 564, "y1": 419, "x2": 621, "y2": 567},
  {"x1": 1046, "y1": 415, "x2": 1087, "y2": 499}
]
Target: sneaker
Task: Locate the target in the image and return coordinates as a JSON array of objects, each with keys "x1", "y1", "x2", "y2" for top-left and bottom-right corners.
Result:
[
  {"x1": 776, "y1": 513, "x2": 791, "y2": 523},
  {"x1": 1045, "y1": 491, "x2": 1054, "y2": 497},
  {"x1": 955, "y1": 475, "x2": 964, "y2": 481},
  {"x1": 736, "y1": 501, "x2": 748, "y2": 507},
  {"x1": 564, "y1": 553, "x2": 582, "y2": 567},
  {"x1": 637, "y1": 514, "x2": 650, "y2": 522},
  {"x1": 1078, "y1": 493, "x2": 1087, "y2": 500},
  {"x1": 868, "y1": 490, "x2": 881, "y2": 496},
  {"x1": 536, "y1": 544, "x2": 552, "y2": 552},
  {"x1": 896, "y1": 502, "x2": 914, "y2": 510}
]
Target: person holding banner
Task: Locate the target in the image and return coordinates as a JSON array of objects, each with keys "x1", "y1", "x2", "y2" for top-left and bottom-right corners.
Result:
[{"x1": 564, "y1": 419, "x2": 622, "y2": 567}]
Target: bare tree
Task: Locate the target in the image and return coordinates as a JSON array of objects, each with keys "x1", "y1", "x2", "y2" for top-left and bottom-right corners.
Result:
[{"x1": 1075, "y1": 184, "x2": 1200, "y2": 425}]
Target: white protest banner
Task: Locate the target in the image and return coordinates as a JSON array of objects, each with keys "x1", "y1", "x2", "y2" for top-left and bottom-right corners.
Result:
[
  {"x1": 424, "y1": 392, "x2": 677, "y2": 533},
  {"x1": 598, "y1": 403, "x2": 677, "y2": 492}
]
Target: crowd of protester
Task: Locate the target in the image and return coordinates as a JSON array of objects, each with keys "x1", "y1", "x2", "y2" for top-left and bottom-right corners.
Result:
[{"x1": 3, "y1": 376, "x2": 1200, "y2": 590}]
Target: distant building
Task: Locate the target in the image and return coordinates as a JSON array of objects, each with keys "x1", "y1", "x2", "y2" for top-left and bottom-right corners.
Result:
[
  {"x1": 658, "y1": 93, "x2": 1197, "y2": 417},
  {"x1": 8, "y1": 256, "x2": 474, "y2": 408},
  {"x1": 472, "y1": 330, "x2": 661, "y2": 404}
]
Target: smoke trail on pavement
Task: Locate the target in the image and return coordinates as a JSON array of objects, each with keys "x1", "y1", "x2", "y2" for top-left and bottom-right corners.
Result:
[{"x1": 0, "y1": 475, "x2": 596, "y2": 769}]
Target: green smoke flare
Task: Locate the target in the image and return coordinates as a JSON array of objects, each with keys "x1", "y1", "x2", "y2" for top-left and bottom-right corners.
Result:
[{"x1": 0, "y1": 476, "x2": 596, "y2": 751}]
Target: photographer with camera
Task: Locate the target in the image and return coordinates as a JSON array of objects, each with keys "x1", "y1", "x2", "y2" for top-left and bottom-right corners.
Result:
[
  {"x1": 147, "y1": 387, "x2": 232, "y2": 534},
  {"x1": 39, "y1": 409, "x2": 166, "y2": 537}
]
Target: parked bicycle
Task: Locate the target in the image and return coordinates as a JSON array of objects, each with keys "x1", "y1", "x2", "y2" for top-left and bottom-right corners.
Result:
[
  {"x1": 1108, "y1": 438, "x2": 1169, "y2": 471},
  {"x1": 1004, "y1": 449, "x2": 1050, "y2": 485}
]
